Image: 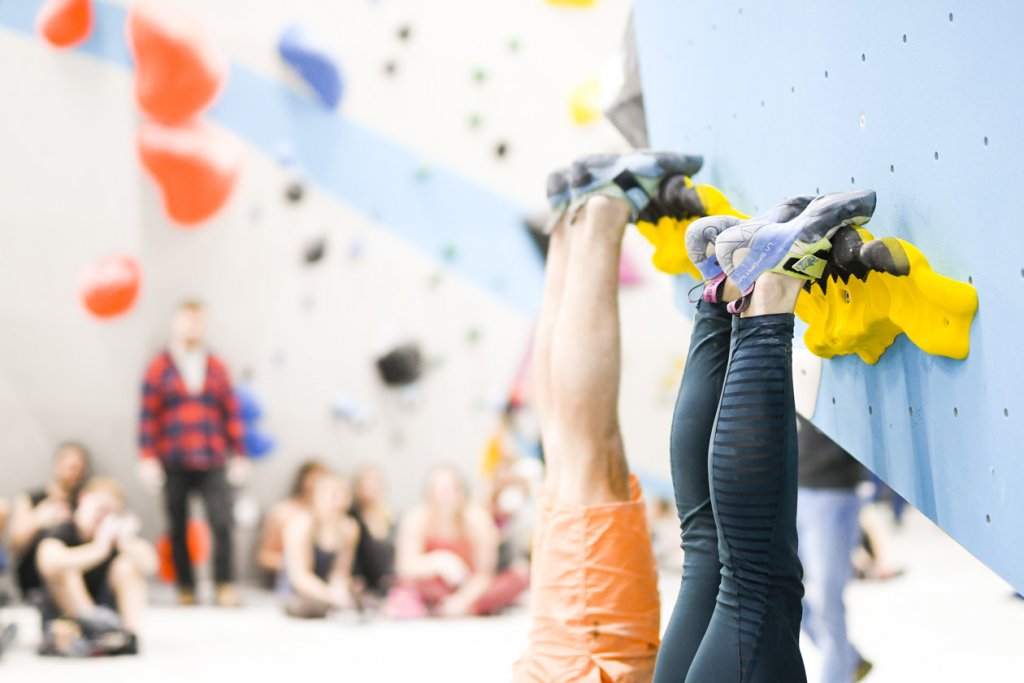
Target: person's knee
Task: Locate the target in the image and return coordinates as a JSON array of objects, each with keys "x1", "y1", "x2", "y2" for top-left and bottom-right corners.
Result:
[
  {"x1": 39, "y1": 559, "x2": 70, "y2": 583},
  {"x1": 109, "y1": 555, "x2": 143, "y2": 589}
]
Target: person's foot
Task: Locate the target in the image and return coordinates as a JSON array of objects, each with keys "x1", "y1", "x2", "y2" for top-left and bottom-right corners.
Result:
[
  {"x1": 75, "y1": 606, "x2": 124, "y2": 641},
  {"x1": 215, "y1": 583, "x2": 242, "y2": 608},
  {"x1": 107, "y1": 632, "x2": 139, "y2": 657},
  {"x1": 178, "y1": 587, "x2": 198, "y2": 606},
  {"x1": 686, "y1": 195, "x2": 814, "y2": 302},
  {"x1": 685, "y1": 215, "x2": 743, "y2": 302},
  {"x1": 566, "y1": 150, "x2": 703, "y2": 223},
  {"x1": 0, "y1": 622, "x2": 16, "y2": 658},
  {"x1": 540, "y1": 169, "x2": 571, "y2": 234},
  {"x1": 855, "y1": 656, "x2": 875, "y2": 681},
  {"x1": 716, "y1": 189, "x2": 877, "y2": 312}
]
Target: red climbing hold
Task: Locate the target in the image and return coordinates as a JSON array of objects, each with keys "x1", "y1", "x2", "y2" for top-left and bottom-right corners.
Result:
[
  {"x1": 126, "y1": 0, "x2": 228, "y2": 124},
  {"x1": 137, "y1": 120, "x2": 242, "y2": 226},
  {"x1": 155, "y1": 519, "x2": 212, "y2": 583},
  {"x1": 37, "y1": 0, "x2": 93, "y2": 49},
  {"x1": 78, "y1": 254, "x2": 142, "y2": 319}
]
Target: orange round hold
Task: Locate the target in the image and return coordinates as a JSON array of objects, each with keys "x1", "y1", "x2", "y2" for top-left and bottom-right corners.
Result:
[
  {"x1": 126, "y1": 0, "x2": 228, "y2": 124},
  {"x1": 37, "y1": 0, "x2": 93, "y2": 49},
  {"x1": 78, "y1": 254, "x2": 141, "y2": 319},
  {"x1": 137, "y1": 120, "x2": 242, "y2": 226}
]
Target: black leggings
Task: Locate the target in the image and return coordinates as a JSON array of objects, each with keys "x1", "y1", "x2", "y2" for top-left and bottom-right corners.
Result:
[{"x1": 654, "y1": 303, "x2": 806, "y2": 683}]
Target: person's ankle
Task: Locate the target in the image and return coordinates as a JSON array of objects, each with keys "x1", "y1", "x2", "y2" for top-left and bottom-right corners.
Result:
[
  {"x1": 742, "y1": 272, "x2": 802, "y2": 316},
  {"x1": 580, "y1": 195, "x2": 630, "y2": 227}
]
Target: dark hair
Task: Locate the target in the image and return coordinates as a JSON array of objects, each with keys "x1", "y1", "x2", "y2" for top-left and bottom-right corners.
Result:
[{"x1": 291, "y1": 459, "x2": 327, "y2": 499}]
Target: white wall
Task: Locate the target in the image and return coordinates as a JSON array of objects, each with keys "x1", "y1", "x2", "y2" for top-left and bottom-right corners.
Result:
[{"x1": 0, "y1": 0, "x2": 693, "y2": 574}]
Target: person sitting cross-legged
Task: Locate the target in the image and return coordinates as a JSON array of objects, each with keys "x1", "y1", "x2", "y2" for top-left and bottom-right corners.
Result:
[
  {"x1": 281, "y1": 472, "x2": 361, "y2": 619},
  {"x1": 36, "y1": 478, "x2": 157, "y2": 657}
]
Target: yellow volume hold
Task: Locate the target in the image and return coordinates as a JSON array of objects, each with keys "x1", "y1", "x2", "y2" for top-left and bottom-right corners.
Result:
[{"x1": 637, "y1": 194, "x2": 978, "y2": 362}]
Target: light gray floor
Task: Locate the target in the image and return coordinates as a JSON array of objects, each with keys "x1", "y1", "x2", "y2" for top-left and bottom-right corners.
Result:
[{"x1": 1, "y1": 508, "x2": 1021, "y2": 682}]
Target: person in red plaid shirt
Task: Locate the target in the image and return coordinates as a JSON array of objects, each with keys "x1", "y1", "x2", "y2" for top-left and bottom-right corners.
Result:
[{"x1": 137, "y1": 300, "x2": 249, "y2": 607}]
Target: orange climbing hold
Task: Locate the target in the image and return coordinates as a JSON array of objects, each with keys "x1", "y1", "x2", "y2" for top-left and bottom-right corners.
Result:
[
  {"x1": 126, "y1": 0, "x2": 228, "y2": 124},
  {"x1": 36, "y1": 0, "x2": 93, "y2": 49},
  {"x1": 78, "y1": 254, "x2": 142, "y2": 319},
  {"x1": 156, "y1": 519, "x2": 212, "y2": 583},
  {"x1": 137, "y1": 120, "x2": 242, "y2": 226}
]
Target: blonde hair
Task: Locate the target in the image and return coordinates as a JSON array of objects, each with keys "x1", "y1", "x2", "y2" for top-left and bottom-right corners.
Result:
[{"x1": 80, "y1": 477, "x2": 126, "y2": 503}]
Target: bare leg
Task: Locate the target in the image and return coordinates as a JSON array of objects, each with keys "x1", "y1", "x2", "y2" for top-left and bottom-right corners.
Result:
[
  {"x1": 741, "y1": 272, "x2": 803, "y2": 317},
  {"x1": 547, "y1": 196, "x2": 631, "y2": 505},
  {"x1": 41, "y1": 569, "x2": 96, "y2": 619},
  {"x1": 532, "y1": 214, "x2": 573, "y2": 492},
  {"x1": 109, "y1": 556, "x2": 147, "y2": 632}
]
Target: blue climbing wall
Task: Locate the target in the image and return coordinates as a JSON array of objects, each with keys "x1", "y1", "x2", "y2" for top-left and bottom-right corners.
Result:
[{"x1": 635, "y1": 0, "x2": 1024, "y2": 591}]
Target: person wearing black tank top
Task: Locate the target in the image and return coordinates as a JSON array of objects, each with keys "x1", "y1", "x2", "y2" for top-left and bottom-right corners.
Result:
[
  {"x1": 9, "y1": 443, "x2": 90, "y2": 600},
  {"x1": 282, "y1": 472, "x2": 360, "y2": 619},
  {"x1": 36, "y1": 478, "x2": 156, "y2": 657}
]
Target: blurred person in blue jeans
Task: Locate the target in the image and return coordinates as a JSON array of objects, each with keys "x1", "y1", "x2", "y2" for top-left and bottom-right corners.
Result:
[{"x1": 796, "y1": 416, "x2": 873, "y2": 682}]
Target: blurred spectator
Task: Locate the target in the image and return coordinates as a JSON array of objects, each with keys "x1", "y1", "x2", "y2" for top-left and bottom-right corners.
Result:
[
  {"x1": 350, "y1": 466, "x2": 396, "y2": 596},
  {"x1": 854, "y1": 501, "x2": 904, "y2": 582},
  {"x1": 796, "y1": 416, "x2": 873, "y2": 683},
  {"x1": 281, "y1": 473, "x2": 360, "y2": 619},
  {"x1": 0, "y1": 496, "x2": 13, "y2": 660},
  {"x1": 137, "y1": 300, "x2": 249, "y2": 607},
  {"x1": 36, "y1": 478, "x2": 156, "y2": 657},
  {"x1": 10, "y1": 442, "x2": 90, "y2": 601},
  {"x1": 479, "y1": 405, "x2": 540, "y2": 571},
  {"x1": 387, "y1": 466, "x2": 528, "y2": 618},
  {"x1": 258, "y1": 459, "x2": 327, "y2": 579}
]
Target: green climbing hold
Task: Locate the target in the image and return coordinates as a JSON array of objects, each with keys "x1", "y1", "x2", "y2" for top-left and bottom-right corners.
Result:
[{"x1": 442, "y1": 244, "x2": 458, "y2": 261}]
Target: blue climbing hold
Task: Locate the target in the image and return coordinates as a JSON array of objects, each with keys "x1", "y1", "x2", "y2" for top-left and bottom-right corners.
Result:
[
  {"x1": 244, "y1": 430, "x2": 277, "y2": 459},
  {"x1": 235, "y1": 385, "x2": 263, "y2": 423},
  {"x1": 277, "y1": 23, "x2": 344, "y2": 109}
]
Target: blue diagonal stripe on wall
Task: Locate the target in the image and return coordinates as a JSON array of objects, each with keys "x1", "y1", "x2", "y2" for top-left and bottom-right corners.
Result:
[{"x1": 0, "y1": 0, "x2": 545, "y2": 315}]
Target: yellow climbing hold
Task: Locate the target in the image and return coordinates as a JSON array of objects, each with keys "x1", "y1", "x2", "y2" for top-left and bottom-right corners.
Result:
[
  {"x1": 635, "y1": 181, "x2": 747, "y2": 276},
  {"x1": 568, "y1": 77, "x2": 602, "y2": 126},
  {"x1": 795, "y1": 227, "x2": 978, "y2": 362},
  {"x1": 796, "y1": 268, "x2": 902, "y2": 364},
  {"x1": 547, "y1": 0, "x2": 596, "y2": 6},
  {"x1": 876, "y1": 238, "x2": 977, "y2": 360},
  {"x1": 631, "y1": 182, "x2": 977, "y2": 362}
]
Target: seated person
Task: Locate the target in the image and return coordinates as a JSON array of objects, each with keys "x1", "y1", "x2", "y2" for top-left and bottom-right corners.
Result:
[
  {"x1": 10, "y1": 442, "x2": 90, "y2": 601},
  {"x1": 0, "y1": 496, "x2": 8, "y2": 576},
  {"x1": 349, "y1": 466, "x2": 396, "y2": 596},
  {"x1": 281, "y1": 472, "x2": 360, "y2": 619},
  {"x1": 387, "y1": 466, "x2": 528, "y2": 618},
  {"x1": 36, "y1": 478, "x2": 156, "y2": 657},
  {"x1": 257, "y1": 459, "x2": 326, "y2": 578},
  {"x1": 0, "y1": 496, "x2": 14, "y2": 660}
]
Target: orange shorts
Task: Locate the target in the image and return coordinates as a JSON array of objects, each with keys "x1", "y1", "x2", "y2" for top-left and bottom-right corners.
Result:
[{"x1": 514, "y1": 475, "x2": 660, "y2": 683}]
